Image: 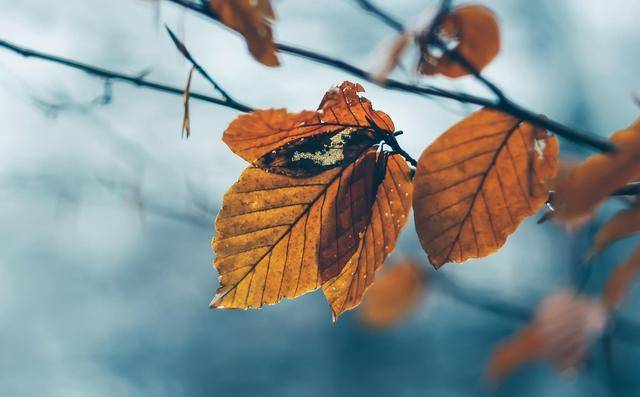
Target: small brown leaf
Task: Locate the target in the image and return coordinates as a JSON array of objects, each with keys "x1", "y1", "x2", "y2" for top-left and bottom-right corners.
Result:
[
  {"x1": 358, "y1": 258, "x2": 425, "y2": 329},
  {"x1": 552, "y1": 118, "x2": 640, "y2": 221},
  {"x1": 181, "y1": 66, "x2": 195, "y2": 139},
  {"x1": 586, "y1": 205, "x2": 640, "y2": 259},
  {"x1": 371, "y1": 32, "x2": 411, "y2": 82},
  {"x1": 413, "y1": 109, "x2": 559, "y2": 268},
  {"x1": 487, "y1": 291, "x2": 607, "y2": 383},
  {"x1": 222, "y1": 81, "x2": 394, "y2": 177},
  {"x1": 210, "y1": 0, "x2": 280, "y2": 67},
  {"x1": 486, "y1": 326, "x2": 544, "y2": 383},
  {"x1": 419, "y1": 5, "x2": 501, "y2": 78},
  {"x1": 603, "y1": 245, "x2": 640, "y2": 310},
  {"x1": 322, "y1": 154, "x2": 413, "y2": 320}
]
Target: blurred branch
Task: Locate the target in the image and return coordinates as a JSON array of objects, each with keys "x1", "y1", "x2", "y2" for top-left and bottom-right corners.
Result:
[
  {"x1": 0, "y1": 172, "x2": 214, "y2": 230},
  {"x1": 165, "y1": 0, "x2": 615, "y2": 153},
  {"x1": 0, "y1": 38, "x2": 251, "y2": 113}
]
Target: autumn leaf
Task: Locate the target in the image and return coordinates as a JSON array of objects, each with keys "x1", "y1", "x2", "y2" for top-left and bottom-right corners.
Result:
[
  {"x1": 317, "y1": 150, "x2": 389, "y2": 282},
  {"x1": 586, "y1": 205, "x2": 640, "y2": 259},
  {"x1": 358, "y1": 257, "x2": 425, "y2": 329},
  {"x1": 222, "y1": 81, "x2": 395, "y2": 177},
  {"x1": 552, "y1": 118, "x2": 640, "y2": 221},
  {"x1": 418, "y1": 5, "x2": 501, "y2": 78},
  {"x1": 211, "y1": 149, "x2": 384, "y2": 309},
  {"x1": 413, "y1": 109, "x2": 559, "y2": 268},
  {"x1": 322, "y1": 154, "x2": 413, "y2": 319},
  {"x1": 487, "y1": 291, "x2": 607, "y2": 383},
  {"x1": 371, "y1": 32, "x2": 411, "y2": 82},
  {"x1": 603, "y1": 245, "x2": 640, "y2": 310},
  {"x1": 181, "y1": 66, "x2": 195, "y2": 139},
  {"x1": 209, "y1": 0, "x2": 280, "y2": 67}
]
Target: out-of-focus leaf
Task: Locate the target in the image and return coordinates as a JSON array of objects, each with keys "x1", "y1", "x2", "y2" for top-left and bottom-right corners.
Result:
[
  {"x1": 603, "y1": 245, "x2": 640, "y2": 310},
  {"x1": 358, "y1": 258, "x2": 425, "y2": 329},
  {"x1": 487, "y1": 291, "x2": 607, "y2": 383},
  {"x1": 371, "y1": 32, "x2": 411, "y2": 82},
  {"x1": 552, "y1": 118, "x2": 640, "y2": 221},
  {"x1": 209, "y1": 0, "x2": 280, "y2": 67},
  {"x1": 586, "y1": 205, "x2": 640, "y2": 259}
]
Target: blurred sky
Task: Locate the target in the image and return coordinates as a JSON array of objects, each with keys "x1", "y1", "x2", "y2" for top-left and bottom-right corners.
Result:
[{"x1": 1, "y1": 0, "x2": 640, "y2": 396}]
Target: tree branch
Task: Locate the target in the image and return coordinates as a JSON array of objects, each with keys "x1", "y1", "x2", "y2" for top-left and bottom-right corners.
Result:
[
  {"x1": 164, "y1": 0, "x2": 615, "y2": 153},
  {"x1": 164, "y1": 25, "x2": 252, "y2": 111},
  {"x1": 0, "y1": 38, "x2": 252, "y2": 113}
]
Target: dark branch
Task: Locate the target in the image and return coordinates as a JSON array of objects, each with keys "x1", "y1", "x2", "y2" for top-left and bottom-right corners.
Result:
[
  {"x1": 0, "y1": 38, "x2": 252, "y2": 113},
  {"x1": 165, "y1": 0, "x2": 615, "y2": 153}
]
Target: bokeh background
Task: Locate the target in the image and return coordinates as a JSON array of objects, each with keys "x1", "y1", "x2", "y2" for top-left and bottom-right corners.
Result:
[{"x1": 1, "y1": 0, "x2": 640, "y2": 395}]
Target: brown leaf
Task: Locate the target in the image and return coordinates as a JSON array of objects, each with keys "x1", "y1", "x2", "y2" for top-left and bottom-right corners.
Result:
[
  {"x1": 487, "y1": 291, "x2": 607, "y2": 383},
  {"x1": 586, "y1": 205, "x2": 640, "y2": 259},
  {"x1": 552, "y1": 118, "x2": 640, "y2": 221},
  {"x1": 419, "y1": 5, "x2": 501, "y2": 78},
  {"x1": 209, "y1": 0, "x2": 280, "y2": 67},
  {"x1": 181, "y1": 67, "x2": 195, "y2": 139},
  {"x1": 322, "y1": 154, "x2": 413, "y2": 320},
  {"x1": 603, "y1": 245, "x2": 640, "y2": 310},
  {"x1": 318, "y1": 151, "x2": 388, "y2": 282},
  {"x1": 222, "y1": 81, "x2": 394, "y2": 177},
  {"x1": 358, "y1": 257, "x2": 425, "y2": 329},
  {"x1": 413, "y1": 109, "x2": 559, "y2": 268},
  {"x1": 486, "y1": 326, "x2": 544, "y2": 383},
  {"x1": 212, "y1": 149, "x2": 389, "y2": 309},
  {"x1": 371, "y1": 32, "x2": 411, "y2": 82}
]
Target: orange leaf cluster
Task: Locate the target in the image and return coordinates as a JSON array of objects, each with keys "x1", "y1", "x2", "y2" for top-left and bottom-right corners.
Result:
[
  {"x1": 209, "y1": 0, "x2": 280, "y2": 67},
  {"x1": 212, "y1": 82, "x2": 412, "y2": 318},
  {"x1": 358, "y1": 258, "x2": 425, "y2": 329},
  {"x1": 413, "y1": 109, "x2": 559, "y2": 268}
]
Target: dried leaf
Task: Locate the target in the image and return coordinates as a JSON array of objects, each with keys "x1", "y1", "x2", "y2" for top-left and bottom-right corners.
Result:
[
  {"x1": 419, "y1": 5, "x2": 501, "y2": 78},
  {"x1": 371, "y1": 32, "x2": 411, "y2": 82},
  {"x1": 487, "y1": 291, "x2": 607, "y2": 383},
  {"x1": 413, "y1": 109, "x2": 559, "y2": 268},
  {"x1": 318, "y1": 151, "x2": 388, "y2": 282},
  {"x1": 322, "y1": 154, "x2": 413, "y2": 319},
  {"x1": 181, "y1": 66, "x2": 195, "y2": 138},
  {"x1": 553, "y1": 118, "x2": 640, "y2": 221},
  {"x1": 209, "y1": 0, "x2": 280, "y2": 67},
  {"x1": 586, "y1": 205, "x2": 640, "y2": 259},
  {"x1": 358, "y1": 258, "x2": 425, "y2": 329},
  {"x1": 211, "y1": 149, "x2": 382, "y2": 309},
  {"x1": 222, "y1": 81, "x2": 394, "y2": 177},
  {"x1": 486, "y1": 327, "x2": 544, "y2": 382},
  {"x1": 603, "y1": 245, "x2": 640, "y2": 310}
]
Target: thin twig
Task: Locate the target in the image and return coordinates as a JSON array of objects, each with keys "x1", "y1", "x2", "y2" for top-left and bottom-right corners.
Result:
[
  {"x1": 164, "y1": 0, "x2": 615, "y2": 153},
  {"x1": 0, "y1": 38, "x2": 253, "y2": 113},
  {"x1": 165, "y1": 25, "x2": 248, "y2": 110}
]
